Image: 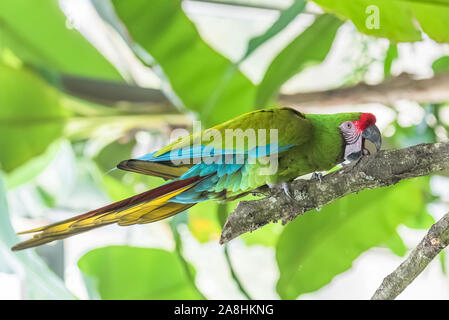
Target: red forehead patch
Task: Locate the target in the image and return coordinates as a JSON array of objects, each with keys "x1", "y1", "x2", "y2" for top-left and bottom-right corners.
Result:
[{"x1": 355, "y1": 113, "x2": 376, "y2": 131}]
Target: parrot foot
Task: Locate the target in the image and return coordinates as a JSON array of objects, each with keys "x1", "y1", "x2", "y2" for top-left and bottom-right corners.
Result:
[
  {"x1": 266, "y1": 181, "x2": 294, "y2": 201},
  {"x1": 311, "y1": 172, "x2": 323, "y2": 184}
]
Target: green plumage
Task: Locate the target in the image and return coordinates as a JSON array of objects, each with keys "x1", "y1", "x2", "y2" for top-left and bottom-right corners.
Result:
[
  {"x1": 12, "y1": 107, "x2": 366, "y2": 250},
  {"x1": 274, "y1": 111, "x2": 362, "y2": 183},
  {"x1": 127, "y1": 107, "x2": 362, "y2": 200}
]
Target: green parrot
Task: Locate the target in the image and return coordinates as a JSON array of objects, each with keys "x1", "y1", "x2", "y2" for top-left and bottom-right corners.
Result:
[{"x1": 12, "y1": 107, "x2": 381, "y2": 250}]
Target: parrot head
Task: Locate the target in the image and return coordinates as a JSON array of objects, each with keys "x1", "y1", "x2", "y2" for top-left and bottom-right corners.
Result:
[{"x1": 339, "y1": 113, "x2": 381, "y2": 161}]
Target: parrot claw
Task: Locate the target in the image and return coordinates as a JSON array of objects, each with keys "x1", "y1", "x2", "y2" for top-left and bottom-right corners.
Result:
[
  {"x1": 282, "y1": 182, "x2": 294, "y2": 200},
  {"x1": 311, "y1": 172, "x2": 323, "y2": 184},
  {"x1": 267, "y1": 182, "x2": 294, "y2": 201}
]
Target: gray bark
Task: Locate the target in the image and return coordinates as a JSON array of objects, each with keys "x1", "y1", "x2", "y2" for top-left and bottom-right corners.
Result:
[
  {"x1": 279, "y1": 73, "x2": 449, "y2": 107},
  {"x1": 371, "y1": 212, "x2": 449, "y2": 300}
]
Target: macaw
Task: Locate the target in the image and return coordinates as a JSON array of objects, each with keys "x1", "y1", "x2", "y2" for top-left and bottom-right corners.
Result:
[{"x1": 12, "y1": 107, "x2": 381, "y2": 250}]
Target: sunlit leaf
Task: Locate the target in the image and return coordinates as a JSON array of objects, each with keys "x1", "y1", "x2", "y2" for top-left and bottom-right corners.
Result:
[
  {"x1": 404, "y1": 209, "x2": 435, "y2": 229},
  {"x1": 432, "y1": 55, "x2": 449, "y2": 74},
  {"x1": 187, "y1": 194, "x2": 274, "y2": 245},
  {"x1": 100, "y1": 174, "x2": 135, "y2": 201},
  {"x1": 94, "y1": 138, "x2": 136, "y2": 180},
  {"x1": 110, "y1": 0, "x2": 256, "y2": 126},
  {"x1": 241, "y1": 222, "x2": 283, "y2": 247},
  {"x1": 36, "y1": 185, "x2": 56, "y2": 208},
  {"x1": 385, "y1": 231, "x2": 407, "y2": 257},
  {"x1": 383, "y1": 43, "x2": 398, "y2": 78},
  {"x1": 390, "y1": 123, "x2": 437, "y2": 149},
  {"x1": 0, "y1": 64, "x2": 68, "y2": 173},
  {"x1": 78, "y1": 245, "x2": 202, "y2": 299},
  {"x1": 256, "y1": 14, "x2": 343, "y2": 106},
  {"x1": 93, "y1": 138, "x2": 167, "y2": 201},
  {"x1": 276, "y1": 178, "x2": 428, "y2": 299},
  {"x1": 188, "y1": 201, "x2": 222, "y2": 243},
  {"x1": 312, "y1": 0, "x2": 449, "y2": 43},
  {"x1": 439, "y1": 251, "x2": 446, "y2": 274},
  {"x1": 240, "y1": 0, "x2": 306, "y2": 61},
  {"x1": 0, "y1": 0, "x2": 122, "y2": 80}
]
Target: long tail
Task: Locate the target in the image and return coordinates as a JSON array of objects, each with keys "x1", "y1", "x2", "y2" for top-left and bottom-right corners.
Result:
[{"x1": 11, "y1": 176, "x2": 202, "y2": 251}]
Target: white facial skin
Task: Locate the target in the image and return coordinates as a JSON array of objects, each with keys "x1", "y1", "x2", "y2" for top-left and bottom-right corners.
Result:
[{"x1": 339, "y1": 121, "x2": 363, "y2": 161}]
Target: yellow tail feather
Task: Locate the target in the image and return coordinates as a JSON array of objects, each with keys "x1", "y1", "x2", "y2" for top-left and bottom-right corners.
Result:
[{"x1": 12, "y1": 182, "x2": 197, "y2": 251}]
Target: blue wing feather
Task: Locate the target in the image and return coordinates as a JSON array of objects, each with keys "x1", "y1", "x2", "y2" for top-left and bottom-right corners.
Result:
[{"x1": 135, "y1": 143, "x2": 294, "y2": 203}]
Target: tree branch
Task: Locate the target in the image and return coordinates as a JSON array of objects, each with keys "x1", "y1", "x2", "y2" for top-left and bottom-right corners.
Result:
[
  {"x1": 61, "y1": 72, "x2": 449, "y2": 112},
  {"x1": 371, "y1": 212, "x2": 449, "y2": 300},
  {"x1": 219, "y1": 142, "x2": 449, "y2": 244},
  {"x1": 61, "y1": 75, "x2": 179, "y2": 114},
  {"x1": 279, "y1": 73, "x2": 449, "y2": 107}
]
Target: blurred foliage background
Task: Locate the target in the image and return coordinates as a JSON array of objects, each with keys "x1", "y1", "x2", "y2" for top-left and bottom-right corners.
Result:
[{"x1": 1, "y1": 0, "x2": 449, "y2": 300}]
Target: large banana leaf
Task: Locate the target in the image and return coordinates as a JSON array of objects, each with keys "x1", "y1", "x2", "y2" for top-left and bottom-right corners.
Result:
[
  {"x1": 78, "y1": 245, "x2": 203, "y2": 299},
  {"x1": 312, "y1": 0, "x2": 449, "y2": 43},
  {"x1": 0, "y1": 0, "x2": 122, "y2": 80},
  {"x1": 109, "y1": 0, "x2": 256, "y2": 126},
  {"x1": 0, "y1": 63, "x2": 68, "y2": 173}
]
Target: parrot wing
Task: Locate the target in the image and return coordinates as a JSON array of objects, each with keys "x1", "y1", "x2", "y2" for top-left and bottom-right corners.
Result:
[
  {"x1": 154, "y1": 107, "x2": 312, "y2": 156},
  {"x1": 118, "y1": 107, "x2": 313, "y2": 180},
  {"x1": 118, "y1": 108, "x2": 314, "y2": 201}
]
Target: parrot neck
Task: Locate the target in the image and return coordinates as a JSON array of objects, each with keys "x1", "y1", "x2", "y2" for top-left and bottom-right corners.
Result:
[
  {"x1": 305, "y1": 114, "x2": 361, "y2": 170},
  {"x1": 274, "y1": 114, "x2": 354, "y2": 184}
]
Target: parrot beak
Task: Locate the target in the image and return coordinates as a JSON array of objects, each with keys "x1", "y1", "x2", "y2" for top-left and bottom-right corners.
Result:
[{"x1": 362, "y1": 124, "x2": 382, "y2": 154}]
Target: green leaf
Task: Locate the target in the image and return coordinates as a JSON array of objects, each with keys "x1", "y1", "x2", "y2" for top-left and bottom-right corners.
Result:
[
  {"x1": 188, "y1": 201, "x2": 222, "y2": 243},
  {"x1": 110, "y1": 0, "x2": 256, "y2": 126},
  {"x1": 36, "y1": 185, "x2": 56, "y2": 208},
  {"x1": 0, "y1": 172, "x2": 75, "y2": 299},
  {"x1": 187, "y1": 194, "x2": 279, "y2": 246},
  {"x1": 276, "y1": 179, "x2": 427, "y2": 299},
  {"x1": 404, "y1": 176, "x2": 434, "y2": 229},
  {"x1": 404, "y1": 209, "x2": 435, "y2": 229},
  {"x1": 94, "y1": 139, "x2": 136, "y2": 180},
  {"x1": 92, "y1": 138, "x2": 167, "y2": 202},
  {"x1": 390, "y1": 122, "x2": 437, "y2": 148},
  {"x1": 189, "y1": 195, "x2": 283, "y2": 247},
  {"x1": 100, "y1": 174, "x2": 135, "y2": 202},
  {"x1": 241, "y1": 222, "x2": 283, "y2": 247},
  {"x1": 240, "y1": 0, "x2": 306, "y2": 61},
  {"x1": 256, "y1": 14, "x2": 343, "y2": 106},
  {"x1": 0, "y1": 0, "x2": 122, "y2": 80},
  {"x1": 410, "y1": 1, "x2": 449, "y2": 43},
  {"x1": 78, "y1": 245, "x2": 203, "y2": 300},
  {"x1": 432, "y1": 55, "x2": 449, "y2": 74},
  {"x1": 383, "y1": 43, "x2": 398, "y2": 78},
  {"x1": 312, "y1": 0, "x2": 449, "y2": 43},
  {"x1": 385, "y1": 231, "x2": 407, "y2": 257},
  {"x1": 439, "y1": 250, "x2": 446, "y2": 274},
  {"x1": 0, "y1": 63, "x2": 68, "y2": 173}
]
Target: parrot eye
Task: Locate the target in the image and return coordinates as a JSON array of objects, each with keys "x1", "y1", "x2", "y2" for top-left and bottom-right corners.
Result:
[{"x1": 340, "y1": 121, "x2": 353, "y2": 131}]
